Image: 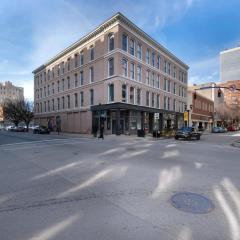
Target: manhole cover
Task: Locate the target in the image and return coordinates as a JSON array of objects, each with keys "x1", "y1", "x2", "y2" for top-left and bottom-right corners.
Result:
[{"x1": 171, "y1": 192, "x2": 214, "y2": 214}]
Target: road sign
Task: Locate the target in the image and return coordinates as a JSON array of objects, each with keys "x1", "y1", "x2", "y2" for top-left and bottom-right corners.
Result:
[
  {"x1": 184, "y1": 111, "x2": 188, "y2": 121},
  {"x1": 229, "y1": 84, "x2": 236, "y2": 92},
  {"x1": 154, "y1": 113, "x2": 159, "y2": 120}
]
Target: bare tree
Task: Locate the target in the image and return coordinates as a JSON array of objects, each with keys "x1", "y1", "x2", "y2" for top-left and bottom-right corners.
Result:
[{"x1": 2, "y1": 99, "x2": 34, "y2": 131}]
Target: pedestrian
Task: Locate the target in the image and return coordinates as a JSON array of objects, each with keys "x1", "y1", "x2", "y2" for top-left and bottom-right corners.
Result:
[{"x1": 98, "y1": 123, "x2": 104, "y2": 139}]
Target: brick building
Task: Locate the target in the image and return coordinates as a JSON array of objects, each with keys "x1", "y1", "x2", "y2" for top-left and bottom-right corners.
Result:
[{"x1": 33, "y1": 12, "x2": 188, "y2": 135}]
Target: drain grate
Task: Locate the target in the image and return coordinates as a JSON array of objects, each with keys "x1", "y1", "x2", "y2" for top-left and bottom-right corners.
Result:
[{"x1": 171, "y1": 192, "x2": 214, "y2": 214}]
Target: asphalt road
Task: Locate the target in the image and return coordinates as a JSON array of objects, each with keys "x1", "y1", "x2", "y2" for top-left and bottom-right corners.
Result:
[{"x1": 0, "y1": 131, "x2": 240, "y2": 240}]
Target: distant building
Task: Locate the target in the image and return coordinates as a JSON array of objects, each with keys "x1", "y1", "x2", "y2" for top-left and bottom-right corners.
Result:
[
  {"x1": 33, "y1": 12, "x2": 188, "y2": 135},
  {"x1": 187, "y1": 87, "x2": 214, "y2": 131},
  {"x1": 0, "y1": 81, "x2": 24, "y2": 124},
  {"x1": 220, "y1": 47, "x2": 240, "y2": 82}
]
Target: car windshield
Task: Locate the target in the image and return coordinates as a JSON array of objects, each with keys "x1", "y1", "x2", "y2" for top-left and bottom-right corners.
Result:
[{"x1": 179, "y1": 127, "x2": 192, "y2": 132}]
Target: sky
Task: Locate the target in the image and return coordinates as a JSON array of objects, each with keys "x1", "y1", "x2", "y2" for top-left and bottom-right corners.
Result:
[{"x1": 1, "y1": 0, "x2": 240, "y2": 99}]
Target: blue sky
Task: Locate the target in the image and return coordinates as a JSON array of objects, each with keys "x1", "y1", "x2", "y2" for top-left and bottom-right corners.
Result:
[{"x1": 1, "y1": 0, "x2": 240, "y2": 99}]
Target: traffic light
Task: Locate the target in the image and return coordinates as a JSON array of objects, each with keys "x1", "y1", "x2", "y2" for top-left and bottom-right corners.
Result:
[
  {"x1": 193, "y1": 91, "x2": 197, "y2": 99},
  {"x1": 218, "y1": 88, "x2": 222, "y2": 97}
]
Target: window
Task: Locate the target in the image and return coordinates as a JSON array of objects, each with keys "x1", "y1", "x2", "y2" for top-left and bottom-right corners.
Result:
[
  {"x1": 57, "y1": 98, "x2": 60, "y2": 110},
  {"x1": 108, "y1": 58, "x2": 114, "y2": 76},
  {"x1": 137, "y1": 89, "x2": 141, "y2": 105},
  {"x1": 157, "y1": 56, "x2": 160, "y2": 69},
  {"x1": 90, "y1": 67, "x2": 94, "y2": 83},
  {"x1": 130, "y1": 63, "x2": 135, "y2": 79},
  {"x1": 157, "y1": 75, "x2": 160, "y2": 89},
  {"x1": 108, "y1": 84, "x2": 114, "y2": 102},
  {"x1": 74, "y1": 93, "x2": 78, "y2": 107},
  {"x1": 146, "y1": 91, "x2": 150, "y2": 106},
  {"x1": 44, "y1": 87, "x2": 46, "y2": 97},
  {"x1": 146, "y1": 70, "x2": 150, "y2": 85},
  {"x1": 130, "y1": 87, "x2": 134, "y2": 104},
  {"x1": 164, "y1": 78, "x2": 167, "y2": 91},
  {"x1": 67, "y1": 77, "x2": 70, "y2": 89},
  {"x1": 57, "y1": 81, "x2": 60, "y2": 92},
  {"x1": 66, "y1": 95, "x2": 69, "y2": 108},
  {"x1": 157, "y1": 94, "x2": 160, "y2": 108},
  {"x1": 173, "y1": 66, "x2": 176, "y2": 78},
  {"x1": 52, "y1": 99, "x2": 55, "y2": 111},
  {"x1": 67, "y1": 58, "x2": 71, "y2": 71},
  {"x1": 122, "y1": 34, "x2": 128, "y2": 51},
  {"x1": 44, "y1": 101, "x2": 46, "y2": 112},
  {"x1": 62, "y1": 79, "x2": 65, "y2": 91},
  {"x1": 152, "y1": 52, "x2": 155, "y2": 67},
  {"x1": 80, "y1": 51, "x2": 84, "y2": 66},
  {"x1": 75, "y1": 73, "x2": 78, "y2": 87},
  {"x1": 122, "y1": 59, "x2": 128, "y2": 77},
  {"x1": 179, "y1": 86, "x2": 181, "y2": 96},
  {"x1": 174, "y1": 82, "x2": 176, "y2": 94},
  {"x1": 152, "y1": 93, "x2": 155, "y2": 107},
  {"x1": 108, "y1": 33, "x2": 114, "y2": 51},
  {"x1": 80, "y1": 71, "x2": 84, "y2": 85},
  {"x1": 146, "y1": 49, "x2": 150, "y2": 64},
  {"x1": 40, "y1": 102, "x2": 42, "y2": 113},
  {"x1": 122, "y1": 84, "x2": 127, "y2": 102},
  {"x1": 47, "y1": 85, "x2": 50, "y2": 95},
  {"x1": 137, "y1": 43, "x2": 142, "y2": 59},
  {"x1": 61, "y1": 62, "x2": 65, "y2": 75},
  {"x1": 48, "y1": 70, "x2": 50, "y2": 80},
  {"x1": 130, "y1": 39, "x2": 135, "y2": 55},
  {"x1": 164, "y1": 96, "x2": 167, "y2": 110},
  {"x1": 57, "y1": 65, "x2": 60, "y2": 76},
  {"x1": 90, "y1": 45, "x2": 94, "y2": 61},
  {"x1": 168, "y1": 80, "x2": 171, "y2": 92},
  {"x1": 47, "y1": 100, "x2": 50, "y2": 112},
  {"x1": 137, "y1": 66, "x2": 142, "y2": 82},
  {"x1": 151, "y1": 72, "x2": 155, "y2": 87},
  {"x1": 52, "y1": 83, "x2": 54, "y2": 94},
  {"x1": 80, "y1": 91, "x2": 84, "y2": 107},
  {"x1": 173, "y1": 99, "x2": 176, "y2": 111},
  {"x1": 167, "y1": 97, "x2": 170, "y2": 110},
  {"x1": 74, "y1": 54, "x2": 78, "y2": 68},
  {"x1": 168, "y1": 62, "x2": 171, "y2": 75},
  {"x1": 62, "y1": 96, "x2": 65, "y2": 109},
  {"x1": 90, "y1": 89, "x2": 94, "y2": 105},
  {"x1": 164, "y1": 60, "x2": 167, "y2": 73}
]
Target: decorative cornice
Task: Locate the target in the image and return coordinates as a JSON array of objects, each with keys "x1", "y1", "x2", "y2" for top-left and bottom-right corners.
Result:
[{"x1": 33, "y1": 12, "x2": 189, "y2": 74}]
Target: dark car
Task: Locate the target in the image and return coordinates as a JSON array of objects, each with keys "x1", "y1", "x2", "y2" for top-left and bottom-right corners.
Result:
[
  {"x1": 175, "y1": 127, "x2": 201, "y2": 140},
  {"x1": 33, "y1": 126, "x2": 50, "y2": 134}
]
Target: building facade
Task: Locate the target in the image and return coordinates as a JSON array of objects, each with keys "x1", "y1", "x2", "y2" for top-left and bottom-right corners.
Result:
[
  {"x1": 0, "y1": 81, "x2": 24, "y2": 124},
  {"x1": 33, "y1": 13, "x2": 188, "y2": 135},
  {"x1": 187, "y1": 89, "x2": 214, "y2": 131},
  {"x1": 220, "y1": 47, "x2": 240, "y2": 82}
]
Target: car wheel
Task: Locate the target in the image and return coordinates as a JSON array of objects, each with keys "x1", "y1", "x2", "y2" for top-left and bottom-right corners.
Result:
[
  {"x1": 187, "y1": 136, "x2": 191, "y2": 141},
  {"x1": 197, "y1": 136, "x2": 200, "y2": 140},
  {"x1": 175, "y1": 136, "x2": 179, "y2": 140}
]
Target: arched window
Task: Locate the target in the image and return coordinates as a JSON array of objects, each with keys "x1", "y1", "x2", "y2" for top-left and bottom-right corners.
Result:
[
  {"x1": 122, "y1": 34, "x2": 128, "y2": 51},
  {"x1": 122, "y1": 59, "x2": 128, "y2": 77},
  {"x1": 108, "y1": 33, "x2": 114, "y2": 51},
  {"x1": 108, "y1": 58, "x2": 114, "y2": 76}
]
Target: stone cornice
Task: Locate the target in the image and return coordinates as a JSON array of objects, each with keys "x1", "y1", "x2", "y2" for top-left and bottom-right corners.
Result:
[{"x1": 33, "y1": 12, "x2": 189, "y2": 74}]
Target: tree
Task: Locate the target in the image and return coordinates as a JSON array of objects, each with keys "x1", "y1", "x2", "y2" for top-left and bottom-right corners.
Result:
[
  {"x1": 2, "y1": 99, "x2": 34, "y2": 131},
  {"x1": 2, "y1": 99, "x2": 22, "y2": 127},
  {"x1": 20, "y1": 100, "x2": 34, "y2": 132}
]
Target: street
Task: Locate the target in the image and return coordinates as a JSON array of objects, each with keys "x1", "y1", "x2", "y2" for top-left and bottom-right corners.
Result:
[{"x1": 0, "y1": 131, "x2": 240, "y2": 240}]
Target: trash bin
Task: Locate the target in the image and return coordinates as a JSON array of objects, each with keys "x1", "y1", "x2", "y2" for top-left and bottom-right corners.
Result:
[{"x1": 137, "y1": 129, "x2": 145, "y2": 137}]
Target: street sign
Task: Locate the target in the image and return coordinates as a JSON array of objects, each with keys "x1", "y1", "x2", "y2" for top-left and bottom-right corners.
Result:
[
  {"x1": 229, "y1": 84, "x2": 236, "y2": 92},
  {"x1": 154, "y1": 113, "x2": 159, "y2": 120},
  {"x1": 184, "y1": 111, "x2": 188, "y2": 121}
]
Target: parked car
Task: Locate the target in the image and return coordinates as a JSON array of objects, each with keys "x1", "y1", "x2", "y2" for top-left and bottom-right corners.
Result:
[
  {"x1": 33, "y1": 126, "x2": 50, "y2": 134},
  {"x1": 227, "y1": 126, "x2": 237, "y2": 131},
  {"x1": 175, "y1": 127, "x2": 201, "y2": 140},
  {"x1": 212, "y1": 127, "x2": 227, "y2": 133}
]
